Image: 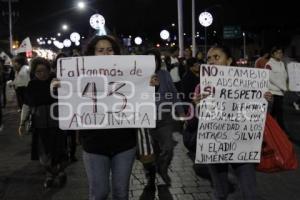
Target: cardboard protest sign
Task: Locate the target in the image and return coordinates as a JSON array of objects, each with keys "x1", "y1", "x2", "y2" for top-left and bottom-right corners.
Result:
[
  {"x1": 55, "y1": 55, "x2": 156, "y2": 130},
  {"x1": 196, "y1": 65, "x2": 269, "y2": 164},
  {"x1": 287, "y1": 62, "x2": 300, "y2": 91}
]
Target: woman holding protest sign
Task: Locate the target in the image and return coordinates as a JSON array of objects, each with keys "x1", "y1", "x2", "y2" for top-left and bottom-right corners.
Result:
[
  {"x1": 191, "y1": 44, "x2": 272, "y2": 200},
  {"x1": 51, "y1": 35, "x2": 137, "y2": 200},
  {"x1": 79, "y1": 35, "x2": 137, "y2": 200}
]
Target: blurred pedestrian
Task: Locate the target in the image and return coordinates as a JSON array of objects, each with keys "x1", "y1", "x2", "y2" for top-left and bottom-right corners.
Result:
[
  {"x1": 19, "y1": 57, "x2": 67, "y2": 188},
  {"x1": 265, "y1": 46, "x2": 287, "y2": 130},
  {"x1": 11, "y1": 55, "x2": 30, "y2": 111},
  {"x1": 142, "y1": 49, "x2": 185, "y2": 190}
]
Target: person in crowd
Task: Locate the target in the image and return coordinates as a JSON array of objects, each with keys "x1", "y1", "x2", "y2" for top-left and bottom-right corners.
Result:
[
  {"x1": 52, "y1": 52, "x2": 79, "y2": 163},
  {"x1": 11, "y1": 55, "x2": 30, "y2": 111},
  {"x1": 181, "y1": 57, "x2": 201, "y2": 108},
  {"x1": 192, "y1": 44, "x2": 272, "y2": 200},
  {"x1": 142, "y1": 49, "x2": 185, "y2": 190},
  {"x1": 255, "y1": 48, "x2": 270, "y2": 68},
  {"x1": 184, "y1": 47, "x2": 192, "y2": 60},
  {"x1": 164, "y1": 46, "x2": 182, "y2": 92},
  {"x1": 265, "y1": 46, "x2": 287, "y2": 130},
  {"x1": 2, "y1": 59, "x2": 15, "y2": 108},
  {"x1": 18, "y1": 57, "x2": 67, "y2": 188},
  {"x1": 73, "y1": 35, "x2": 136, "y2": 200},
  {"x1": 181, "y1": 57, "x2": 201, "y2": 153}
]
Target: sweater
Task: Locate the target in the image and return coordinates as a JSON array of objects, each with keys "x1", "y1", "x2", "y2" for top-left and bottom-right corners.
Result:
[{"x1": 14, "y1": 65, "x2": 30, "y2": 88}]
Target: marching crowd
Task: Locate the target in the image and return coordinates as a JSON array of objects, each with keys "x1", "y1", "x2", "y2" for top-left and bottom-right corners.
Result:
[{"x1": 0, "y1": 34, "x2": 299, "y2": 200}]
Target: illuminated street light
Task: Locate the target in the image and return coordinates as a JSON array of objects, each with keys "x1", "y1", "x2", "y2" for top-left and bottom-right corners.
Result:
[
  {"x1": 77, "y1": 1, "x2": 86, "y2": 9},
  {"x1": 199, "y1": 11, "x2": 213, "y2": 27},
  {"x1": 62, "y1": 24, "x2": 68, "y2": 31},
  {"x1": 57, "y1": 33, "x2": 61, "y2": 37},
  {"x1": 160, "y1": 30, "x2": 170, "y2": 40},
  {"x1": 134, "y1": 37, "x2": 142, "y2": 45},
  {"x1": 90, "y1": 14, "x2": 107, "y2": 35},
  {"x1": 54, "y1": 41, "x2": 64, "y2": 49},
  {"x1": 63, "y1": 39, "x2": 72, "y2": 47},
  {"x1": 70, "y1": 32, "x2": 81, "y2": 42},
  {"x1": 199, "y1": 11, "x2": 213, "y2": 55}
]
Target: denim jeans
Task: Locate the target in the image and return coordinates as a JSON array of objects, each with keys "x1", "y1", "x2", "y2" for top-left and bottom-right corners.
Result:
[{"x1": 83, "y1": 147, "x2": 136, "y2": 200}]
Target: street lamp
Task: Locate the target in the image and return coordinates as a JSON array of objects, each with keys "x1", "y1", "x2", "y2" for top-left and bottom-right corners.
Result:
[
  {"x1": 89, "y1": 14, "x2": 106, "y2": 36},
  {"x1": 63, "y1": 39, "x2": 72, "y2": 48},
  {"x1": 70, "y1": 32, "x2": 81, "y2": 42},
  {"x1": 62, "y1": 24, "x2": 68, "y2": 31},
  {"x1": 77, "y1": 1, "x2": 86, "y2": 9},
  {"x1": 160, "y1": 30, "x2": 170, "y2": 40},
  {"x1": 199, "y1": 11, "x2": 213, "y2": 55},
  {"x1": 134, "y1": 37, "x2": 142, "y2": 45},
  {"x1": 243, "y1": 32, "x2": 247, "y2": 59}
]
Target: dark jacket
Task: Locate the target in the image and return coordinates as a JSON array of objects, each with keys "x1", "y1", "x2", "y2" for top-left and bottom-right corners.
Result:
[{"x1": 25, "y1": 78, "x2": 58, "y2": 128}]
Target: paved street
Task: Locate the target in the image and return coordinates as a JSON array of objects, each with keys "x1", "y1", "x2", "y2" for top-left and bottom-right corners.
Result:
[{"x1": 1, "y1": 87, "x2": 300, "y2": 200}]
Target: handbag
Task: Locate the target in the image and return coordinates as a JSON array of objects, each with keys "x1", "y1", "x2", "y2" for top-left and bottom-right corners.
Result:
[
  {"x1": 137, "y1": 128, "x2": 155, "y2": 164},
  {"x1": 256, "y1": 113, "x2": 298, "y2": 172}
]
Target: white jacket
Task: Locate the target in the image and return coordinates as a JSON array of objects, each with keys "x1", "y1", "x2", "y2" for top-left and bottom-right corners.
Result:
[
  {"x1": 265, "y1": 58, "x2": 287, "y2": 96},
  {"x1": 14, "y1": 65, "x2": 30, "y2": 88}
]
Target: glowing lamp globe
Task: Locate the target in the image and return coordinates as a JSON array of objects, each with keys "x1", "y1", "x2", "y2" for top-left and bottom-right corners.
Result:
[
  {"x1": 160, "y1": 30, "x2": 170, "y2": 40},
  {"x1": 199, "y1": 12, "x2": 213, "y2": 27},
  {"x1": 134, "y1": 37, "x2": 142, "y2": 45}
]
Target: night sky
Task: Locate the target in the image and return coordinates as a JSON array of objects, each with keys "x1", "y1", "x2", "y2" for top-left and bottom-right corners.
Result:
[{"x1": 0, "y1": 0, "x2": 299, "y2": 44}]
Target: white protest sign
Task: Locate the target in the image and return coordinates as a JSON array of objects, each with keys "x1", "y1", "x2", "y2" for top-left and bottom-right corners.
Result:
[
  {"x1": 56, "y1": 55, "x2": 156, "y2": 130},
  {"x1": 195, "y1": 65, "x2": 269, "y2": 164},
  {"x1": 287, "y1": 62, "x2": 300, "y2": 91}
]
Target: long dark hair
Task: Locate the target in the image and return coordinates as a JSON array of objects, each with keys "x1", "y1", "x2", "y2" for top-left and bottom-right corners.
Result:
[
  {"x1": 30, "y1": 57, "x2": 51, "y2": 74},
  {"x1": 270, "y1": 46, "x2": 284, "y2": 55},
  {"x1": 84, "y1": 35, "x2": 121, "y2": 56}
]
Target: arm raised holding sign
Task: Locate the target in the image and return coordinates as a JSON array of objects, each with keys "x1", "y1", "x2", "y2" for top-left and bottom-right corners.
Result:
[
  {"x1": 193, "y1": 45, "x2": 259, "y2": 200},
  {"x1": 77, "y1": 35, "x2": 136, "y2": 200}
]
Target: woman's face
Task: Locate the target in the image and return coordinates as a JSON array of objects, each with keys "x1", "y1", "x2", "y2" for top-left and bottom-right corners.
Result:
[
  {"x1": 272, "y1": 49, "x2": 283, "y2": 61},
  {"x1": 207, "y1": 48, "x2": 232, "y2": 66},
  {"x1": 94, "y1": 39, "x2": 114, "y2": 55},
  {"x1": 35, "y1": 64, "x2": 50, "y2": 81}
]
